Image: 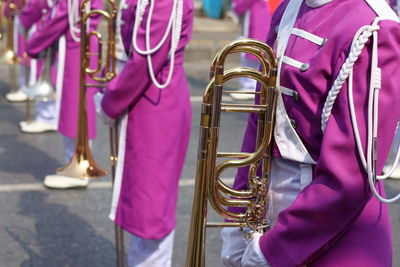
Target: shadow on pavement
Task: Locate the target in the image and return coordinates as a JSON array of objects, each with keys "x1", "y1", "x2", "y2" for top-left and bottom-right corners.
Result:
[{"x1": 7, "y1": 191, "x2": 115, "y2": 267}]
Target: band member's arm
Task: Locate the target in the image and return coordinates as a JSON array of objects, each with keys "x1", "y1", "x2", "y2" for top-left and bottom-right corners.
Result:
[
  {"x1": 257, "y1": 20, "x2": 400, "y2": 266},
  {"x1": 101, "y1": 0, "x2": 193, "y2": 119},
  {"x1": 19, "y1": 0, "x2": 48, "y2": 30},
  {"x1": 25, "y1": 0, "x2": 68, "y2": 57},
  {"x1": 26, "y1": 0, "x2": 103, "y2": 57},
  {"x1": 3, "y1": 0, "x2": 25, "y2": 17}
]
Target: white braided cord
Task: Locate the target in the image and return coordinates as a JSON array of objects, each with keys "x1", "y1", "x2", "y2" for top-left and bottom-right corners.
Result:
[
  {"x1": 131, "y1": 0, "x2": 183, "y2": 89},
  {"x1": 321, "y1": 24, "x2": 379, "y2": 132}
]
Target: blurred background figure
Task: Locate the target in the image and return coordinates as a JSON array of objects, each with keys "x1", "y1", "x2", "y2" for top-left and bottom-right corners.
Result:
[
  {"x1": 97, "y1": 0, "x2": 194, "y2": 265},
  {"x1": 4, "y1": 0, "x2": 28, "y2": 102},
  {"x1": 26, "y1": 0, "x2": 102, "y2": 189},
  {"x1": 229, "y1": 0, "x2": 277, "y2": 100},
  {"x1": 17, "y1": 0, "x2": 57, "y2": 134}
]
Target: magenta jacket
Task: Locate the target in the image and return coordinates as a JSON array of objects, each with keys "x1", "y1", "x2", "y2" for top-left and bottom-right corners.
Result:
[
  {"x1": 232, "y1": 0, "x2": 400, "y2": 266},
  {"x1": 26, "y1": 0, "x2": 102, "y2": 139},
  {"x1": 103, "y1": 0, "x2": 193, "y2": 239}
]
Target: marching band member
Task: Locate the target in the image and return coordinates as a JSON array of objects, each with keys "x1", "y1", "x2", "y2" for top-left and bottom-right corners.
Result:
[
  {"x1": 26, "y1": 0, "x2": 102, "y2": 188},
  {"x1": 97, "y1": 0, "x2": 193, "y2": 265},
  {"x1": 18, "y1": 0, "x2": 57, "y2": 133},
  {"x1": 3, "y1": 0, "x2": 28, "y2": 102},
  {"x1": 230, "y1": 0, "x2": 272, "y2": 100},
  {"x1": 221, "y1": 0, "x2": 400, "y2": 266}
]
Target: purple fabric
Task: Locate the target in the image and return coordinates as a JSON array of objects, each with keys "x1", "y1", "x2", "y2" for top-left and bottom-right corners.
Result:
[
  {"x1": 18, "y1": 0, "x2": 49, "y2": 30},
  {"x1": 18, "y1": 0, "x2": 50, "y2": 76},
  {"x1": 3, "y1": 0, "x2": 25, "y2": 17},
  {"x1": 232, "y1": 0, "x2": 271, "y2": 60},
  {"x1": 231, "y1": 0, "x2": 400, "y2": 266},
  {"x1": 102, "y1": 0, "x2": 193, "y2": 239},
  {"x1": 26, "y1": 0, "x2": 102, "y2": 139}
]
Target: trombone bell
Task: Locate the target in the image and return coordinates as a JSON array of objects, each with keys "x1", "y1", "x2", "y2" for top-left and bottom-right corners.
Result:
[{"x1": 57, "y1": 152, "x2": 108, "y2": 179}]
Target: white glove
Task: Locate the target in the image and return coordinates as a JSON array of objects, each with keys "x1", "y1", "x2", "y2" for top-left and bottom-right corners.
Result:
[
  {"x1": 241, "y1": 232, "x2": 270, "y2": 267},
  {"x1": 94, "y1": 92, "x2": 115, "y2": 127},
  {"x1": 221, "y1": 228, "x2": 251, "y2": 267}
]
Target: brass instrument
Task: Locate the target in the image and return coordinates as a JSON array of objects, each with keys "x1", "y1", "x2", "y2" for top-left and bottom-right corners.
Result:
[
  {"x1": 5, "y1": 0, "x2": 17, "y2": 64},
  {"x1": 0, "y1": 1, "x2": 5, "y2": 40},
  {"x1": 57, "y1": 0, "x2": 116, "y2": 179},
  {"x1": 185, "y1": 39, "x2": 278, "y2": 267},
  {"x1": 23, "y1": 47, "x2": 55, "y2": 102}
]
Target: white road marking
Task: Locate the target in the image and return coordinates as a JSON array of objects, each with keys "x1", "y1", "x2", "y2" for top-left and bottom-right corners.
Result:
[{"x1": 0, "y1": 178, "x2": 235, "y2": 192}]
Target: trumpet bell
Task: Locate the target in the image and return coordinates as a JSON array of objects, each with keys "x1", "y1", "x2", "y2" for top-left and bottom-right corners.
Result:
[{"x1": 57, "y1": 153, "x2": 109, "y2": 179}]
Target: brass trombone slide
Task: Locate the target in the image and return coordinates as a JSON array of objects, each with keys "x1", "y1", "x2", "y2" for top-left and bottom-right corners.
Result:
[{"x1": 185, "y1": 39, "x2": 278, "y2": 267}]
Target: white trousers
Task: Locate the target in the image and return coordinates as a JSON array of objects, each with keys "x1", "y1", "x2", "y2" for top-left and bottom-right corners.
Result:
[
  {"x1": 35, "y1": 100, "x2": 56, "y2": 124},
  {"x1": 127, "y1": 230, "x2": 175, "y2": 267},
  {"x1": 63, "y1": 136, "x2": 76, "y2": 164}
]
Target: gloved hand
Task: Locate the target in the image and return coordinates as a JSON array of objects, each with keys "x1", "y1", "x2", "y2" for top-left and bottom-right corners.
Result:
[
  {"x1": 220, "y1": 228, "x2": 251, "y2": 267},
  {"x1": 241, "y1": 232, "x2": 270, "y2": 267},
  {"x1": 94, "y1": 92, "x2": 115, "y2": 127}
]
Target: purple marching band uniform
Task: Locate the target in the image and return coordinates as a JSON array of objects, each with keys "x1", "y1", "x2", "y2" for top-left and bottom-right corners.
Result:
[
  {"x1": 231, "y1": 0, "x2": 271, "y2": 98},
  {"x1": 18, "y1": 0, "x2": 58, "y2": 132},
  {"x1": 100, "y1": 0, "x2": 193, "y2": 265},
  {"x1": 25, "y1": 0, "x2": 101, "y2": 187},
  {"x1": 222, "y1": 0, "x2": 400, "y2": 266}
]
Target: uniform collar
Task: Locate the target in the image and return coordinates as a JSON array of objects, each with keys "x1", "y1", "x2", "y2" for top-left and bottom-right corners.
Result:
[{"x1": 305, "y1": 0, "x2": 333, "y2": 7}]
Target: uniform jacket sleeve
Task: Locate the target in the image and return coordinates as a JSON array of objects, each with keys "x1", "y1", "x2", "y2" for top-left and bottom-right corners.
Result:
[
  {"x1": 19, "y1": 0, "x2": 47, "y2": 29},
  {"x1": 258, "y1": 20, "x2": 400, "y2": 266},
  {"x1": 26, "y1": 0, "x2": 103, "y2": 57},
  {"x1": 26, "y1": 0, "x2": 68, "y2": 57},
  {"x1": 4, "y1": 0, "x2": 25, "y2": 17},
  {"x1": 101, "y1": 0, "x2": 193, "y2": 119}
]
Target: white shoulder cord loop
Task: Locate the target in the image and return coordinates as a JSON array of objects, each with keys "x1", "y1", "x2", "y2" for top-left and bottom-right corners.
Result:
[
  {"x1": 131, "y1": 0, "x2": 183, "y2": 89},
  {"x1": 322, "y1": 18, "x2": 400, "y2": 203},
  {"x1": 320, "y1": 24, "x2": 376, "y2": 132}
]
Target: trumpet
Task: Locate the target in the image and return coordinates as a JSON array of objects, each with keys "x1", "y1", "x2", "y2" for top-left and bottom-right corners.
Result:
[
  {"x1": 4, "y1": 0, "x2": 17, "y2": 64},
  {"x1": 57, "y1": 0, "x2": 116, "y2": 179},
  {"x1": 185, "y1": 39, "x2": 278, "y2": 267}
]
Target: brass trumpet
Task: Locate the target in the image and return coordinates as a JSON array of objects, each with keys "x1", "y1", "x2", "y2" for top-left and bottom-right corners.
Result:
[
  {"x1": 57, "y1": 0, "x2": 117, "y2": 179},
  {"x1": 4, "y1": 0, "x2": 17, "y2": 64},
  {"x1": 185, "y1": 39, "x2": 278, "y2": 267}
]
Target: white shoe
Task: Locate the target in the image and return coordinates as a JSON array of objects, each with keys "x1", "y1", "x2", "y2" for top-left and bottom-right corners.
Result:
[
  {"x1": 229, "y1": 89, "x2": 255, "y2": 101},
  {"x1": 43, "y1": 174, "x2": 89, "y2": 189},
  {"x1": 20, "y1": 120, "x2": 57, "y2": 133},
  {"x1": 6, "y1": 89, "x2": 28, "y2": 102},
  {"x1": 383, "y1": 164, "x2": 400, "y2": 179}
]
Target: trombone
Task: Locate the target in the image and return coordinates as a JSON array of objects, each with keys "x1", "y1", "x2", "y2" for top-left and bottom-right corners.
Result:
[
  {"x1": 185, "y1": 39, "x2": 278, "y2": 267},
  {"x1": 57, "y1": 0, "x2": 116, "y2": 179},
  {"x1": 56, "y1": 1, "x2": 125, "y2": 266}
]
